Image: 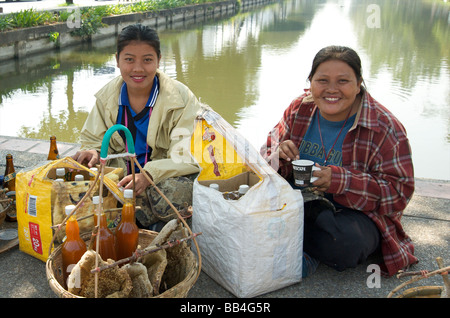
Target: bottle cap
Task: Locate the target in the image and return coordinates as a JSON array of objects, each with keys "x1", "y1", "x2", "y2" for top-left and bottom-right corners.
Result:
[
  {"x1": 92, "y1": 196, "x2": 99, "y2": 205},
  {"x1": 55, "y1": 178, "x2": 64, "y2": 182},
  {"x1": 209, "y1": 183, "x2": 219, "y2": 191},
  {"x1": 65, "y1": 205, "x2": 76, "y2": 216},
  {"x1": 89, "y1": 167, "x2": 98, "y2": 176},
  {"x1": 74, "y1": 174, "x2": 84, "y2": 181},
  {"x1": 124, "y1": 189, "x2": 133, "y2": 199},
  {"x1": 238, "y1": 184, "x2": 249, "y2": 194},
  {"x1": 56, "y1": 168, "x2": 65, "y2": 176}
]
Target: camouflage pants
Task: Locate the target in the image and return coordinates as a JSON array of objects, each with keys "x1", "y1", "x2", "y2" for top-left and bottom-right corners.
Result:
[{"x1": 135, "y1": 174, "x2": 197, "y2": 228}]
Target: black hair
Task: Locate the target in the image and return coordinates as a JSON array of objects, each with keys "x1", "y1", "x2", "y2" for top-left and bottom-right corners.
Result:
[
  {"x1": 308, "y1": 46, "x2": 363, "y2": 83},
  {"x1": 117, "y1": 24, "x2": 161, "y2": 58}
]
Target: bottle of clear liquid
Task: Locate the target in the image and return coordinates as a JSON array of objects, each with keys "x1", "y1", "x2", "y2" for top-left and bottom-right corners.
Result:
[
  {"x1": 61, "y1": 205, "x2": 87, "y2": 287},
  {"x1": 92, "y1": 196, "x2": 117, "y2": 261},
  {"x1": 47, "y1": 135, "x2": 60, "y2": 160},
  {"x1": 116, "y1": 189, "x2": 139, "y2": 261}
]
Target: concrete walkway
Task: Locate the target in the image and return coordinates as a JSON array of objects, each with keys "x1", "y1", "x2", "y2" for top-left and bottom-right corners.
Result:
[{"x1": 0, "y1": 135, "x2": 449, "y2": 301}]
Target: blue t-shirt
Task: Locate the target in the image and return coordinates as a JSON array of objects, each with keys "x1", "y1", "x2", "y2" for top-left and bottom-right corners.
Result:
[
  {"x1": 299, "y1": 111, "x2": 356, "y2": 166},
  {"x1": 116, "y1": 76, "x2": 159, "y2": 173}
]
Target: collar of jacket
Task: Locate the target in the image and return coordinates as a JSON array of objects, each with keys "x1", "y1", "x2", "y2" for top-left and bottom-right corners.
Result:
[{"x1": 93, "y1": 70, "x2": 186, "y2": 151}]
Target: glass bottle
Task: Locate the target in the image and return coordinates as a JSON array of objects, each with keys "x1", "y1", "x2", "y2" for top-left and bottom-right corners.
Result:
[
  {"x1": 47, "y1": 135, "x2": 60, "y2": 160},
  {"x1": 92, "y1": 196, "x2": 117, "y2": 261},
  {"x1": 209, "y1": 183, "x2": 219, "y2": 191},
  {"x1": 3, "y1": 154, "x2": 15, "y2": 192},
  {"x1": 61, "y1": 205, "x2": 87, "y2": 287},
  {"x1": 116, "y1": 189, "x2": 139, "y2": 261},
  {"x1": 3, "y1": 154, "x2": 17, "y2": 222}
]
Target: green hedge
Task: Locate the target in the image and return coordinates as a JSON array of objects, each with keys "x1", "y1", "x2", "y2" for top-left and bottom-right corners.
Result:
[{"x1": 0, "y1": 0, "x2": 227, "y2": 32}]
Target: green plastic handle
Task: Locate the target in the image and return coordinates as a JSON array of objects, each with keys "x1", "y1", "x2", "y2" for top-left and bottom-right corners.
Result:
[{"x1": 100, "y1": 124, "x2": 135, "y2": 159}]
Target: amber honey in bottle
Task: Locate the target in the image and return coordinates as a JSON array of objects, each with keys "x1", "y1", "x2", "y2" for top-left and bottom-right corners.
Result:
[
  {"x1": 92, "y1": 196, "x2": 117, "y2": 261},
  {"x1": 61, "y1": 205, "x2": 87, "y2": 287},
  {"x1": 47, "y1": 135, "x2": 60, "y2": 160},
  {"x1": 3, "y1": 154, "x2": 17, "y2": 221},
  {"x1": 116, "y1": 189, "x2": 139, "y2": 261}
]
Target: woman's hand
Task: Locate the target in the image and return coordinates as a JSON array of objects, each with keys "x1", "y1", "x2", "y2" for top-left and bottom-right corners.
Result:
[
  {"x1": 311, "y1": 163, "x2": 332, "y2": 192},
  {"x1": 72, "y1": 150, "x2": 99, "y2": 168},
  {"x1": 277, "y1": 140, "x2": 300, "y2": 162},
  {"x1": 117, "y1": 172, "x2": 152, "y2": 196}
]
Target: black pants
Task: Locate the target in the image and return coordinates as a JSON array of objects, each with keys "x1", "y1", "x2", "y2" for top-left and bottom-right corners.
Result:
[{"x1": 303, "y1": 204, "x2": 381, "y2": 271}]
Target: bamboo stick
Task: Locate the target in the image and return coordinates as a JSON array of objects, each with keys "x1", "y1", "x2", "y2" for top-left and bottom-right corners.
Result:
[{"x1": 90, "y1": 232, "x2": 202, "y2": 273}]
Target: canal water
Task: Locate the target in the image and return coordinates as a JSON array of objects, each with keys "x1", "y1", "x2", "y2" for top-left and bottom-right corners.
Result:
[{"x1": 0, "y1": 0, "x2": 449, "y2": 180}]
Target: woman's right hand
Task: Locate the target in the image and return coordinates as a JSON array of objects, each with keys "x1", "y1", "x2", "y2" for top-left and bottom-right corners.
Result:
[
  {"x1": 71, "y1": 150, "x2": 99, "y2": 168},
  {"x1": 277, "y1": 140, "x2": 299, "y2": 162}
]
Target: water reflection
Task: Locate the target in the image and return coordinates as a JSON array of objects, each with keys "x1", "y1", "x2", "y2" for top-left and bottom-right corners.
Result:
[{"x1": 0, "y1": 0, "x2": 448, "y2": 180}]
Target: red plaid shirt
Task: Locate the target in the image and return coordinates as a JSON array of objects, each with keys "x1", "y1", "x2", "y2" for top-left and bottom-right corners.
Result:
[{"x1": 261, "y1": 90, "x2": 418, "y2": 276}]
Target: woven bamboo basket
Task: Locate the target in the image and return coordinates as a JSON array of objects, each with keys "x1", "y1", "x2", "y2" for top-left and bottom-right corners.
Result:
[
  {"x1": 46, "y1": 125, "x2": 201, "y2": 298},
  {"x1": 46, "y1": 228, "x2": 199, "y2": 298}
]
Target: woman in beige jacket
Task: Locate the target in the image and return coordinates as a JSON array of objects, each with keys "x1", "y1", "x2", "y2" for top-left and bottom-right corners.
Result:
[{"x1": 73, "y1": 24, "x2": 204, "y2": 230}]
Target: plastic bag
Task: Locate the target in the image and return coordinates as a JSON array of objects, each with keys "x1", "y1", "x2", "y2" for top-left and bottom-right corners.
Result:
[{"x1": 190, "y1": 109, "x2": 303, "y2": 298}]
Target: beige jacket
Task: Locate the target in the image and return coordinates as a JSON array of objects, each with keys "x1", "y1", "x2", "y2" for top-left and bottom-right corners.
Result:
[{"x1": 79, "y1": 70, "x2": 203, "y2": 185}]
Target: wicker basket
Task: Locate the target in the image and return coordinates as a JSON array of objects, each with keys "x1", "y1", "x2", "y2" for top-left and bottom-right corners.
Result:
[
  {"x1": 394, "y1": 286, "x2": 444, "y2": 298},
  {"x1": 46, "y1": 229, "x2": 199, "y2": 298}
]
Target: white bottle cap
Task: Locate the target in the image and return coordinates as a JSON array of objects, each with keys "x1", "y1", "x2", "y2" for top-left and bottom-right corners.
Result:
[
  {"x1": 65, "y1": 205, "x2": 76, "y2": 216},
  {"x1": 55, "y1": 178, "x2": 64, "y2": 182},
  {"x1": 92, "y1": 196, "x2": 100, "y2": 205},
  {"x1": 74, "y1": 174, "x2": 84, "y2": 181},
  {"x1": 89, "y1": 167, "x2": 98, "y2": 176},
  {"x1": 56, "y1": 168, "x2": 65, "y2": 176},
  {"x1": 124, "y1": 189, "x2": 133, "y2": 199},
  {"x1": 209, "y1": 183, "x2": 219, "y2": 191},
  {"x1": 238, "y1": 184, "x2": 249, "y2": 194}
]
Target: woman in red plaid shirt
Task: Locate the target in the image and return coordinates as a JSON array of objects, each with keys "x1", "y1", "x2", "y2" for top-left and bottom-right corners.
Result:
[{"x1": 261, "y1": 46, "x2": 417, "y2": 277}]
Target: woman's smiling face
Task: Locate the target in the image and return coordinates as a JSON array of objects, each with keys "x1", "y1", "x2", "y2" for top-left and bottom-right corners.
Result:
[
  {"x1": 310, "y1": 59, "x2": 362, "y2": 121},
  {"x1": 116, "y1": 40, "x2": 160, "y2": 94}
]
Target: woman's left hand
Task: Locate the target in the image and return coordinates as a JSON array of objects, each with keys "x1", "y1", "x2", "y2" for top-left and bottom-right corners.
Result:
[
  {"x1": 311, "y1": 163, "x2": 332, "y2": 192},
  {"x1": 117, "y1": 172, "x2": 152, "y2": 196}
]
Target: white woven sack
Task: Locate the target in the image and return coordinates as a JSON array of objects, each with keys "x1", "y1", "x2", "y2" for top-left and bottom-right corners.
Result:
[{"x1": 192, "y1": 110, "x2": 303, "y2": 298}]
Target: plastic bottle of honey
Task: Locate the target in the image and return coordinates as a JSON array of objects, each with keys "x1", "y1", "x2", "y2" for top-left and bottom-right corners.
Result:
[
  {"x1": 116, "y1": 189, "x2": 139, "y2": 261},
  {"x1": 92, "y1": 196, "x2": 117, "y2": 261},
  {"x1": 47, "y1": 135, "x2": 60, "y2": 160},
  {"x1": 61, "y1": 205, "x2": 87, "y2": 287}
]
